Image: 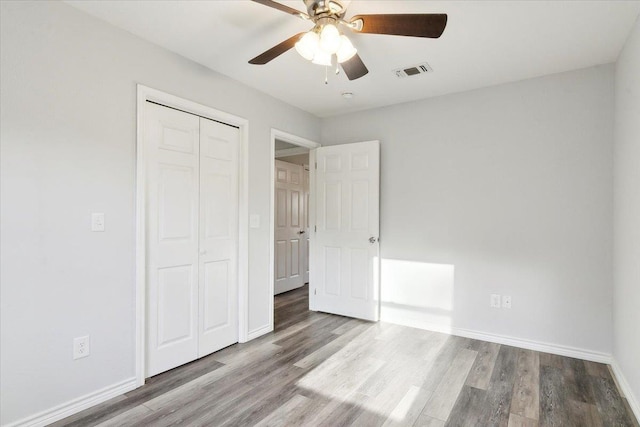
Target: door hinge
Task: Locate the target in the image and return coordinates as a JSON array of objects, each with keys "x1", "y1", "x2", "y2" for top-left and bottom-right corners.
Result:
[
  {"x1": 315, "y1": 162, "x2": 317, "y2": 170},
  {"x1": 314, "y1": 289, "x2": 317, "y2": 295},
  {"x1": 314, "y1": 225, "x2": 317, "y2": 232}
]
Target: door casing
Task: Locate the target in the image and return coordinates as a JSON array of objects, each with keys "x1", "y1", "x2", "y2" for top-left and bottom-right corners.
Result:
[{"x1": 136, "y1": 85, "x2": 249, "y2": 386}]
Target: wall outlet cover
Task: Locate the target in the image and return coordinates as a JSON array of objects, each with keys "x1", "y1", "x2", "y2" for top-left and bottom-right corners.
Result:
[
  {"x1": 91, "y1": 213, "x2": 105, "y2": 232},
  {"x1": 503, "y1": 295, "x2": 512, "y2": 309},
  {"x1": 73, "y1": 335, "x2": 90, "y2": 359}
]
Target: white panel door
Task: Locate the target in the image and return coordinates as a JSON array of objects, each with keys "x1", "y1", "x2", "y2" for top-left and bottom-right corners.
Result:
[
  {"x1": 198, "y1": 117, "x2": 239, "y2": 357},
  {"x1": 146, "y1": 102, "x2": 200, "y2": 377},
  {"x1": 311, "y1": 141, "x2": 380, "y2": 321},
  {"x1": 274, "y1": 160, "x2": 305, "y2": 295},
  {"x1": 303, "y1": 167, "x2": 310, "y2": 284}
]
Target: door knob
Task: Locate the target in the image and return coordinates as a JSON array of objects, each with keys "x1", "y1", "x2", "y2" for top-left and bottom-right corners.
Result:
[
  {"x1": 369, "y1": 237, "x2": 378, "y2": 244},
  {"x1": 298, "y1": 230, "x2": 305, "y2": 234}
]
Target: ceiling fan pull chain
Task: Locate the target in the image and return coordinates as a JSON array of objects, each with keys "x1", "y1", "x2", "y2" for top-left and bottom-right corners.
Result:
[{"x1": 325, "y1": 65, "x2": 328, "y2": 85}]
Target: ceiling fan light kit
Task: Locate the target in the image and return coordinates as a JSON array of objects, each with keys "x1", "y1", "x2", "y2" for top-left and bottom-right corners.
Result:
[
  {"x1": 294, "y1": 22, "x2": 357, "y2": 66},
  {"x1": 250, "y1": 0, "x2": 448, "y2": 81}
]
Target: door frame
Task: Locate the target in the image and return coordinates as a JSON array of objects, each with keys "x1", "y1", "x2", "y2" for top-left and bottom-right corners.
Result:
[
  {"x1": 135, "y1": 85, "x2": 249, "y2": 386},
  {"x1": 269, "y1": 129, "x2": 320, "y2": 328}
]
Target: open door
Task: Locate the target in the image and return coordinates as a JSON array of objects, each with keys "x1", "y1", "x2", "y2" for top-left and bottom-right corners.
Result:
[{"x1": 310, "y1": 141, "x2": 380, "y2": 321}]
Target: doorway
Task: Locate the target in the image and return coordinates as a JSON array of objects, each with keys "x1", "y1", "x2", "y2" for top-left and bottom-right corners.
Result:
[
  {"x1": 274, "y1": 147, "x2": 309, "y2": 294},
  {"x1": 269, "y1": 130, "x2": 320, "y2": 325}
]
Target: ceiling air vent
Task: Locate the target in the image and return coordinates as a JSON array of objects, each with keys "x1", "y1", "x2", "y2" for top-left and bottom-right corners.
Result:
[{"x1": 394, "y1": 62, "x2": 433, "y2": 78}]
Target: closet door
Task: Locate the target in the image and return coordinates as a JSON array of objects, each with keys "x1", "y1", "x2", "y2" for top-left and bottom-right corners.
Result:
[
  {"x1": 146, "y1": 103, "x2": 200, "y2": 377},
  {"x1": 198, "y1": 117, "x2": 239, "y2": 357}
]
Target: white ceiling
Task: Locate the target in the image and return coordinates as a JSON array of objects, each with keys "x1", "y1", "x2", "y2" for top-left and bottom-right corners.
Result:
[{"x1": 66, "y1": 1, "x2": 640, "y2": 118}]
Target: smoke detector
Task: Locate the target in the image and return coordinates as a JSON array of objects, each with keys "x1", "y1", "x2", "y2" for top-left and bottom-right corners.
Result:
[{"x1": 393, "y1": 62, "x2": 433, "y2": 78}]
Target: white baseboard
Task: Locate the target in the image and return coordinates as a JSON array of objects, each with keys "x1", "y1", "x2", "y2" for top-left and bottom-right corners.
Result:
[
  {"x1": 453, "y1": 327, "x2": 612, "y2": 364},
  {"x1": 247, "y1": 324, "x2": 273, "y2": 341},
  {"x1": 4, "y1": 377, "x2": 137, "y2": 427},
  {"x1": 381, "y1": 315, "x2": 612, "y2": 364},
  {"x1": 611, "y1": 359, "x2": 640, "y2": 422}
]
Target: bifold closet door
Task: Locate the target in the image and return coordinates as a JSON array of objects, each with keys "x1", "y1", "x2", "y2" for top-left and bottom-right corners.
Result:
[
  {"x1": 197, "y1": 117, "x2": 239, "y2": 358},
  {"x1": 146, "y1": 103, "x2": 200, "y2": 377},
  {"x1": 145, "y1": 103, "x2": 240, "y2": 377}
]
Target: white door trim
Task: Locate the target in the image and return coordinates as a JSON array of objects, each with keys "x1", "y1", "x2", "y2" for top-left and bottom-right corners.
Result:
[
  {"x1": 269, "y1": 129, "x2": 320, "y2": 332},
  {"x1": 136, "y1": 85, "x2": 249, "y2": 386}
]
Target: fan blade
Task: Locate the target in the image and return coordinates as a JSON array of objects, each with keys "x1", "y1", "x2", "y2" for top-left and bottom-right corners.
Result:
[
  {"x1": 341, "y1": 53, "x2": 369, "y2": 80},
  {"x1": 251, "y1": 0, "x2": 309, "y2": 20},
  {"x1": 249, "y1": 33, "x2": 305, "y2": 65},
  {"x1": 349, "y1": 14, "x2": 448, "y2": 38}
]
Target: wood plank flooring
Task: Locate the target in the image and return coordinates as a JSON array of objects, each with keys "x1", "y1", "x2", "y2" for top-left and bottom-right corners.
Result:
[{"x1": 52, "y1": 285, "x2": 639, "y2": 426}]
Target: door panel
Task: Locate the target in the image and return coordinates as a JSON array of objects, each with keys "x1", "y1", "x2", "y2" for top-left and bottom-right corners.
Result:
[
  {"x1": 146, "y1": 103, "x2": 200, "y2": 377},
  {"x1": 198, "y1": 117, "x2": 239, "y2": 358},
  {"x1": 202, "y1": 260, "x2": 229, "y2": 331},
  {"x1": 157, "y1": 265, "x2": 195, "y2": 346},
  {"x1": 291, "y1": 239, "x2": 301, "y2": 276},
  {"x1": 311, "y1": 141, "x2": 380, "y2": 321},
  {"x1": 290, "y1": 190, "x2": 301, "y2": 228},
  {"x1": 275, "y1": 240, "x2": 287, "y2": 279},
  {"x1": 203, "y1": 173, "x2": 231, "y2": 238},
  {"x1": 274, "y1": 160, "x2": 305, "y2": 295}
]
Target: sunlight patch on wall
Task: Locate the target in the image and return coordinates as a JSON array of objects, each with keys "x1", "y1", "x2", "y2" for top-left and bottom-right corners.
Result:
[{"x1": 380, "y1": 259, "x2": 455, "y2": 332}]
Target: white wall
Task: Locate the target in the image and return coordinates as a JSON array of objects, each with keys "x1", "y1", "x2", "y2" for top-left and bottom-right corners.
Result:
[
  {"x1": 278, "y1": 153, "x2": 310, "y2": 166},
  {"x1": 321, "y1": 65, "x2": 614, "y2": 356},
  {"x1": 0, "y1": 1, "x2": 320, "y2": 425},
  {"x1": 613, "y1": 15, "x2": 640, "y2": 414}
]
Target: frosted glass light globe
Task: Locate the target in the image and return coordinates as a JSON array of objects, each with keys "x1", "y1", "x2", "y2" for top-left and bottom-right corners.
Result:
[
  {"x1": 319, "y1": 24, "x2": 342, "y2": 54},
  {"x1": 312, "y1": 49, "x2": 332, "y2": 66},
  {"x1": 336, "y1": 35, "x2": 357, "y2": 63},
  {"x1": 295, "y1": 32, "x2": 320, "y2": 61}
]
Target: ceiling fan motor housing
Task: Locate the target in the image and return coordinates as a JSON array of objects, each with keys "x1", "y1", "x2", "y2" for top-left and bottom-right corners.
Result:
[{"x1": 304, "y1": 0, "x2": 346, "y2": 19}]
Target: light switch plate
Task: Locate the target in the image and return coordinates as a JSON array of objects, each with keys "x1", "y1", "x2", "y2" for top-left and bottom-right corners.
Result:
[
  {"x1": 91, "y1": 213, "x2": 105, "y2": 232},
  {"x1": 491, "y1": 294, "x2": 501, "y2": 308},
  {"x1": 249, "y1": 214, "x2": 260, "y2": 228}
]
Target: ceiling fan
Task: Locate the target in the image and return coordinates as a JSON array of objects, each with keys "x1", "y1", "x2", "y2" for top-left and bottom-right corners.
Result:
[{"x1": 248, "y1": 0, "x2": 448, "y2": 81}]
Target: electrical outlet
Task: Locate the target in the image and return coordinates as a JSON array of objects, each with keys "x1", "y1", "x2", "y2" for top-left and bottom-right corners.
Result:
[
  {"x1": 503, "y1": 295, "x2": 512, "y2": 309},
  {"x1": 73, "y1": 336, "x2": 90, "y2": 360},
  {"x1": 91, "y1": 213, "x2": 105, "y2": 232},
  {"x1": 491, "y1": 294, "x2": 501, "y2": 308}
]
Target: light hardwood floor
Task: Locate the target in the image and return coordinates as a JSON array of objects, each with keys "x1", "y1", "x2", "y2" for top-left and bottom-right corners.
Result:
[{"x1": 53, "y1": 285, "x2": 639, "y2": 426}]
